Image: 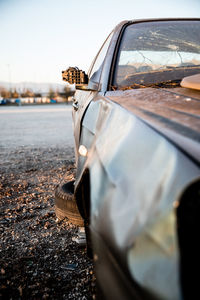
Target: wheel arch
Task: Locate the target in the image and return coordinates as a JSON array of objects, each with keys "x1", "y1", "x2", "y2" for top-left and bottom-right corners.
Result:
[
  {"x1": 74, "y1": 168, "x2": 91, "y2": 222},
  {"x1": 176, "y1": 178, "x2": 200, "y2": 299}
]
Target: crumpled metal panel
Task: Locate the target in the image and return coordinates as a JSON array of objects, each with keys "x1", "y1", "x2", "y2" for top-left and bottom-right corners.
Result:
[
  {"x1": 79, "y1": 96, "x2": 200, "y2": 299},
  {"x1": 127, "y1": 209, "x2": 180, "y2": 299},
  {"x1": 89, "y1": 99, "x2": 200, "y2": 244},
  {"x1": 106, "y1": 87, "x2": 200, "y2": 163}
]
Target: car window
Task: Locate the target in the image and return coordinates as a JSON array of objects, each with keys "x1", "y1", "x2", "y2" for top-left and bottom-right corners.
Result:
[
  {"x1": 113, "y1": 21, "x2": 200, "y2": 89},
  {"x1": 89, "y1": 31, "x2": 113, "y2": 85}
]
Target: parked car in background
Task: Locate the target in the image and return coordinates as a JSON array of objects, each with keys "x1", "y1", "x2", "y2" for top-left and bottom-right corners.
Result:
[
  {"x1": 57, "y1": 19, "x2": 200, "y2": 299},
  {"x1": 0, "y1": 98, "x2": 10, "y2": 105}
]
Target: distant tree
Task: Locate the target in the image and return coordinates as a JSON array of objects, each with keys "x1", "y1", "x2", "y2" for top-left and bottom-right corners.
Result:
[
  {"x1": 0, "y1": 87, "x2": 11, "y2": 98},
  {"x1": 55, "y1": 88, "x2": 59, "y2": 98},
  {"x1": 35, "y1": 92, "x2": 42, "y2": 97},
  {"x1": 63, "y1": 85, "x2": 75, "y2": 101},
  {"x1": 11, "y1": 88, "x2": 19, "y2": 98},
  {"x1": 21, "y1": 89, "x2": 34, "y2": 98},
  {"x1": 48, "y1": 88, "x2": 55, "y2": 99}
]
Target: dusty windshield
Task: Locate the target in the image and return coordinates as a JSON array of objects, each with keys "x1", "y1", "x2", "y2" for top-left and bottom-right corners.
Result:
[{"x1": 113, "y1": 20, "x2": 200, "y2": 89}]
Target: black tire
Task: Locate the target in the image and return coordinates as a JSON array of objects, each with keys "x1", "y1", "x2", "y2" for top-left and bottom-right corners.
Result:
[{"x1": 54, "y1": 180, "x2": 84, "y2": 226}]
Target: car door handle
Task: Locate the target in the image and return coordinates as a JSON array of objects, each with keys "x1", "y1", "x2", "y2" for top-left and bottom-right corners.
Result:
[{"x1": 73, "y1": 101, "x2": 79, "y2": 111}]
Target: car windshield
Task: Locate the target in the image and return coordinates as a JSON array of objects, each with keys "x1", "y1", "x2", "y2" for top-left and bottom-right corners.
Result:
[{"x1": 113, "y1": 20, "x2": 200, "y2": 89}]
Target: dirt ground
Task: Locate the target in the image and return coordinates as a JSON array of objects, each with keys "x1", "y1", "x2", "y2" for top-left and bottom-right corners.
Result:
[{"x1": 0, "y1": 105, "x2": 95, "y2": 300}]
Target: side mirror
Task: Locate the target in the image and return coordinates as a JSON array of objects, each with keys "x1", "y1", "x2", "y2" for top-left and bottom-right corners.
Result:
[{"x1": 62, "y1": 67, "x2": 89, "y2": 90}]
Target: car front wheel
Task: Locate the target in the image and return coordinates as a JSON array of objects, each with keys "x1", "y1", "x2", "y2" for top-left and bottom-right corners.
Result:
[{"x1": 54, "y1": 180, "x2": 84, "y2": 226}]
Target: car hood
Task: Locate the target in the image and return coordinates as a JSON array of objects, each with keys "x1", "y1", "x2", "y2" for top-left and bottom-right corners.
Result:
[{"x1": 106, "y1": 87, "x2": 200, "y2": 164}]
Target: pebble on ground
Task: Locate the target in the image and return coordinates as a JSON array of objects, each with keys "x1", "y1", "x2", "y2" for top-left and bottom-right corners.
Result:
[{"x1": 0, "y1": 147, "x2": 95, "y2": 300}]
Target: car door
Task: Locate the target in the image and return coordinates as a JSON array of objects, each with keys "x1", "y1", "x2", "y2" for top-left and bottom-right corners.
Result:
[{"x1": 72, "y1": 32, "x2": 114, "y2": 165}]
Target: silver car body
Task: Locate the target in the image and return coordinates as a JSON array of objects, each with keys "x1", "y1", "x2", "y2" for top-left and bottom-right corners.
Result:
[{"x1": 70, "y1": 19, "x2": 200, "y2": 299}]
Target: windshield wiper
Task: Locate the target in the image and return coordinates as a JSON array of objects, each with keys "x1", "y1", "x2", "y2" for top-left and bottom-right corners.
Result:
[
  {"x1": 113, "y1": 79, "x2": 181, "y2": 91},
  {"x1": 151, "y1": 79, "x2": 181, "y2": 88}
]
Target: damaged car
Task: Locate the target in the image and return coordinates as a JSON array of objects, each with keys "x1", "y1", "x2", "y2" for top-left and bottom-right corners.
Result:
[{"x1": 56, "y1": 19, "x2": 200, "y2": 299}]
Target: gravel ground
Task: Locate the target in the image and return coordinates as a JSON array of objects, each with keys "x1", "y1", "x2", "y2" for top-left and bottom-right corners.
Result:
[{"x1": 0, "y1": 145, "x2": 95, "y2": 299}]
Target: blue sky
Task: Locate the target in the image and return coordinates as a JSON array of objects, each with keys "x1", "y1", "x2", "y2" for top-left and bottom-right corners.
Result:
[{"x1": 0, "y1": 0, "x2": 200, "y2": 84}]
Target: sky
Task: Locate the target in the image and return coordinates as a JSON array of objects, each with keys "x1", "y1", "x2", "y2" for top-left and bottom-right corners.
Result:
[{"x1": 0, "y1": 0, "x2": 200, "y2": 84}]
